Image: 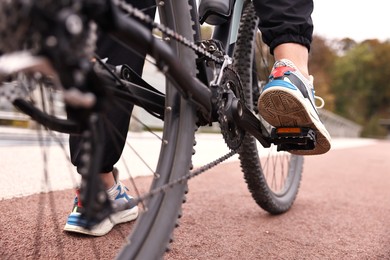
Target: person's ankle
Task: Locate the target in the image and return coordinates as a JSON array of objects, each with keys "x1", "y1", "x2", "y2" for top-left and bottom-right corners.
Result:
[
  {"x1": 273, "y1": 43, "x2": 310, "y2": 80},
  {"x1": 276, "y1": 58, "x2": 311, "y2": 81},
  {"x1": 100, "y1": 171, "x2": 116, "y2": 190}
]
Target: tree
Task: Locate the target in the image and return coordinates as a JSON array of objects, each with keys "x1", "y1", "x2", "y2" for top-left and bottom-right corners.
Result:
[{"x1": 330, "y1": 39, "x2": 390, "y2": 137}]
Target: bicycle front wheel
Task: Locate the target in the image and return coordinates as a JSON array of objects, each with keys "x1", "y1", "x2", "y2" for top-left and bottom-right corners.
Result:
[
  {"x1": 116, "y1": 0, "x2": 199, "y2": 259},
  {"x1": 0, "y1": 0, "x2": 198, "y2": 259},
  {"x1": 233, "y1": 1, "x2": 304, "y2": 214}
]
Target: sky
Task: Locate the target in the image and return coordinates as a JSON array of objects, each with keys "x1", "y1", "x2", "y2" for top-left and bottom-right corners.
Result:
[{"x1": 312, "y1": 0, "x2": 390, "y2": 42}]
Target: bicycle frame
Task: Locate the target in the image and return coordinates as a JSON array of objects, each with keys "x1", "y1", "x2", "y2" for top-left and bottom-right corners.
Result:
[
  {"x1": 91, "y1": 0, "x2": 274, "y2": 147},
  {"x1": 0, "y1": 0, "x2": 315, "y2": 150}
]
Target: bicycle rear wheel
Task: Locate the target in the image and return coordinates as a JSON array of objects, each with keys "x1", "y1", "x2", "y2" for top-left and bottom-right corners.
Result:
[{"x1": 233, "y1": 1, "x2": 304, "y2": 214}]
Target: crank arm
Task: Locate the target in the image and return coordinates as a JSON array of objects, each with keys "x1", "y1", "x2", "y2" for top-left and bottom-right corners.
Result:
[
  {"x1": 229, "y1": 99, "x2": 271, "y2": 148},
  {"x1": 229, "y1": 99, "x2": 317, "y2": 151}
]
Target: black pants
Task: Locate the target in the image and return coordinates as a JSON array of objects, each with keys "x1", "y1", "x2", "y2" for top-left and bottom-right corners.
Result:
[
  {"x1": 70, "y1": 0, "x2": 313, "y2": 173},
  {"x1": 253, "y1": 0, "x2": 314, "y2": 54},
  {"x1": 69, "y1": 0, "x2": 156, "y2": 173}
]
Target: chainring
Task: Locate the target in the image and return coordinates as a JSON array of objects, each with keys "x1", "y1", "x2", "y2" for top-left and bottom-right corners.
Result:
[{"x1": 217, "y1": 66, "x2": 246, "y2": 150}]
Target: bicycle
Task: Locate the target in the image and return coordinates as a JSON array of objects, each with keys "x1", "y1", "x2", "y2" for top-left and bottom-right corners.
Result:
[{"x1": 0, "y1": 0, "x2": 315, "y2": 258}]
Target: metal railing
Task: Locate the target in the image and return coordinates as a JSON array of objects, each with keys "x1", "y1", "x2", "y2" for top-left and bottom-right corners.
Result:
[
  {"x1": 319, "y1": 109, "x2": 362, "y2": 138},
  {"x1": 0, "y1": 105, "x2": 362, "y2": 138}
]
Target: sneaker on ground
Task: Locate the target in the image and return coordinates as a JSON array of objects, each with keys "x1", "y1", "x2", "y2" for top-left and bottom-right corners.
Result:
[
  {"x1": 63, "y1": 180, "x2": 138, "y2": 236},
  {"x1": 258, "y1": 59, "x2": 331, "y2": 155}
]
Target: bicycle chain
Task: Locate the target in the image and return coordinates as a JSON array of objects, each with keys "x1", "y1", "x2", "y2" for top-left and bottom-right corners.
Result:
[
  {"x1": 112, "y1": 0, "x2": 224, "y2": 64},
  {"x1": 112, "y1": 0, "x2": 238, "y2": 201},
  {"x1": 131, "y1": 150, "x2": 237, "y2": 206}
]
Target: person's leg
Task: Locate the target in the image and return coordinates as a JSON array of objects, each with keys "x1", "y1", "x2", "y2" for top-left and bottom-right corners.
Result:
[
  {"x1": 69, "y1": 94, "x2": 133, "y2": 183},
  {"x1": 253, "y1": 0, "x2": 313, "y2": 77},
  {"x1": 273, "y1": 43, "x2": 309, "y2": 79},
  {"x1": 65, "y1": 0, "x2": 156, "y2": 236},
  {"x1": 253, "y1": 0, "x2": 314, "y2": 55},
  {"x1": 65, "y1": 33, "x2": 141, "y2": 235},
  {"x1": 253, "y1": 0, "x2": 331, "y2": 155},
  {"x1": 70, "y1": 0, "x2": 156, "y2": 182}
]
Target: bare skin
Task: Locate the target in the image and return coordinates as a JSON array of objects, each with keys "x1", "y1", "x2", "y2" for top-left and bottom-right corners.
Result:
[
  {"x1": 273, "y1": 42, "x2": 310, "y2": 79},
  {"x1": 101, "y1": 172, "x2": 116, "y2": 189}
]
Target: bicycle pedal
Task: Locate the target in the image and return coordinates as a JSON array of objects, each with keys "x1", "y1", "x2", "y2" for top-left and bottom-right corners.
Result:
[{"x1": 271, "y1": 127, "x2": 317, "y2": 152}]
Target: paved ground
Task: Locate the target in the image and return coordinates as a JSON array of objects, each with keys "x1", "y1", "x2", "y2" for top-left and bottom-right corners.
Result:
[{"x1": 0, "y1": 127, "x2": 389, "y2": 259}]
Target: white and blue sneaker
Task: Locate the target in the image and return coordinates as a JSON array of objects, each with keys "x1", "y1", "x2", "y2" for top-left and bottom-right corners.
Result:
[
  {"x1": 64, "y1": 180, "x2": 138, "y2": 236},
  {"x1": 258, "y1": 59, "x2": 331, "y2": 155}
]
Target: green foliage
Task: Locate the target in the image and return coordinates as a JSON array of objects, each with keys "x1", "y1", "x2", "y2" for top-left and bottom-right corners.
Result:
[
  {"x1": 309, "y1": 36, "x2": 338, "y2": 111},
  {"x1": 360, "y1": 115, "x2": 388, "y2": 138},
  {"x1": 329, "y1": 39, "x2": 390, "y2": 137}
]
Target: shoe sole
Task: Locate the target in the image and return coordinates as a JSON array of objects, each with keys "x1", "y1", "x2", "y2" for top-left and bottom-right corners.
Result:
[
  {"x1": 63, "y1": 206, "x2": 139, "y2": 236},
  {"x1": 63, "y1": 217, "x2": 114, "y2": 236},
  {"x1": 111, "y1": 205, "x2": 139, "y2": 225},
  {"x1": 258, "y1": 86, "x2": 331, "y2": 155}
]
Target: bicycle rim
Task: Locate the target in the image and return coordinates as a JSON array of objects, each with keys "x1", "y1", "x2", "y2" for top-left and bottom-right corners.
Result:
[
  {"x1": 233, "y1": 1, "x2": 304, "y2": 214},
  {"x1": 116, "y1": 0, "x2": 198, "y2": 259}
]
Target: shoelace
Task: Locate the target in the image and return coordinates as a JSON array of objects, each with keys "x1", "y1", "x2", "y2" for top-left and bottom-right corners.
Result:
[{"x1": 308, "y1": 75, "x2": 325, "y2": 109}]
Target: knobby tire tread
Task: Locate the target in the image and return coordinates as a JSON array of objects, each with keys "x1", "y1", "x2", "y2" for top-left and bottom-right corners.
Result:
[
  {"x1": 233, "y1": 1, "x2": 303, "y2": 214},
  {"x1": 116, "y1": 0, "x2": 198, "y2": 259}
]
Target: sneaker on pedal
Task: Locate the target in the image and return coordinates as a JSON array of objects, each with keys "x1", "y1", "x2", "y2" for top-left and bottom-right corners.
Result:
[
  {"x1": 63, "y1": 179, "x2": 138, "y2": 236},
  {"x1": 258, "y1": 59, "x2": 331, "y2": 155}
]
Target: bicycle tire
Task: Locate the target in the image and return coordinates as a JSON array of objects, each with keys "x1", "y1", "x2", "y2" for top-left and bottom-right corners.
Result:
[
  {"x1": 233, "y1": 1, "x2": 304, "y2": 214},
  {"x1": 116, "y1": 0, "x2": 198, "y2": 259},
  {"x1": 0, "y1": 0, "x2": 197, "y2": 258}
]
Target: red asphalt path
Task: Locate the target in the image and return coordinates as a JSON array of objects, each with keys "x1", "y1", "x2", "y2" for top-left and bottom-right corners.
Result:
[{"x1": 1, "y1": 140, "x2": 389, "y2": 259}]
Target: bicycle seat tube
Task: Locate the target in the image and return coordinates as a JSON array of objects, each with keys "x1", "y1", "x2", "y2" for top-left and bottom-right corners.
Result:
[{"x1": 200, "y1": 0, "x2": 244, "y2": 55}]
